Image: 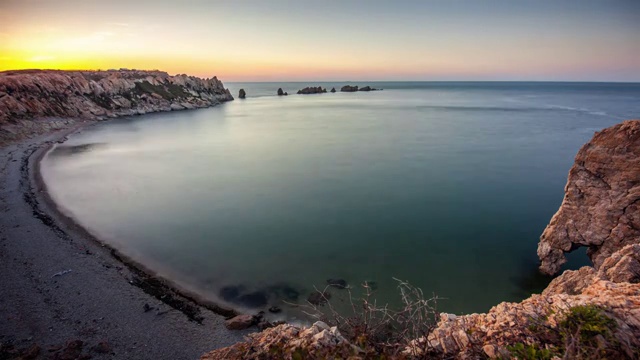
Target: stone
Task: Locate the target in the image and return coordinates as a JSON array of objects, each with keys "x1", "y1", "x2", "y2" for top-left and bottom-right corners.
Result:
[
  {"x1": 91, "y1": 341, "x2": 111, "y2": 354},
  {"x1": 538, "y1": 120, "x2": 640, "y2": 275},
  {"x1": 340, "y1": 85, "x2": 358, "y2": 92},
  {"x1": 238, "y1": 88, "x2": 246, "y2": 99},
  {"x1": 277, "y1": 88, "x2": 284, "y2": 96},
  {"x1": 224, "y1": 314, "x2": 255, "y2": 330},
  {"x1": 330, "y1": 87, "x2": 336, "y2": 93},
  {"x1": 326, "y1": 278, "x2": 348, "y2": 289},
  {"x1": 359, "y1": 86, "x2": 377, "y2": 91},
  {"x1": 483, "y1": 344, "x2": 497, "y2": 358},
  {"x1": 307, "y1": 290, "x2": 331, "y2": 305}
]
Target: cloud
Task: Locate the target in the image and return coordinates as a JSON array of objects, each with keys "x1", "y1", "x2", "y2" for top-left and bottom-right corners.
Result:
[{"x1": 107, "y1": 22, "x2": 130, "y2": 27}]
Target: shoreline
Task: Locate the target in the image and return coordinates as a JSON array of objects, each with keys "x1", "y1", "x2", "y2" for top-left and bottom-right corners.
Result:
[
  {"x1": 0, "y1": 119, "x2": 250, "y2": 359},
  {"x1": 31, "y1": 122, "x2": 240, "y2": 320}
]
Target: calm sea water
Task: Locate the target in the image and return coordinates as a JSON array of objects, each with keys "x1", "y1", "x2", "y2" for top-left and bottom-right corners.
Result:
[{"x1": 41, "y1": 82, "x2": 640, "y2": 319}]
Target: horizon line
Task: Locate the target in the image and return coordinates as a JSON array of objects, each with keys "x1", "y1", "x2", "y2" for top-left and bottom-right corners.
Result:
[{"x1": 1, "y1": 68, "x2": 639, "y2": 84}]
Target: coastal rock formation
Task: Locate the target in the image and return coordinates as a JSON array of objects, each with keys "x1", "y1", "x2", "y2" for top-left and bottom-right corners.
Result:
[
  {"x1": 297, "y1": 86, "x2": 326, "y2": 95},
  {"x1": 538, "y1": 120, "x2": 640, "y2": 275},
  {"x1": 238, "y1": 88, "x2": 246, "y2": 99},
  {"x1": 330, "y1": 87, "x2": 336, "y2": 93},
  {"x1": 202, "y1": 321, "x2": 353, "y2": 360},
  {"x1": 359, "y1": 86, "x2": 379, "y2": 91},
  {"x1": 277, "y1": 88, "x2": 288, "y2": 96},
  {"x1": 0, "y1": 69, "x2": 233, "y2": 143},
  {"x1": 340, "y1": 85, "x2": 358, "y2": 92}
]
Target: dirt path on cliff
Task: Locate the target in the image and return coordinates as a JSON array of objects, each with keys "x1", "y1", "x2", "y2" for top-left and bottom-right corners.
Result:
[{"x1": 0, "y1": 128, "x2": 248, "y2": 359}]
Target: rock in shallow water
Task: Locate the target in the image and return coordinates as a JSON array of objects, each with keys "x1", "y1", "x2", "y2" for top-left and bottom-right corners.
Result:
[{"x1": 225, "y1": 314, "x2": 255, "y2": 330}]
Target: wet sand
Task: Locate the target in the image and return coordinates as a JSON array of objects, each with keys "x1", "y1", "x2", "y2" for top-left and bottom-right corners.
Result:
[{"x1": 0, "y1": 124, "x2": 249, "y2": 359}]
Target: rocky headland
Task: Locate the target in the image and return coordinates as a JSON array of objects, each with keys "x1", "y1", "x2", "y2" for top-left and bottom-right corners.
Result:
[
  {"x1": 0, "y1": 69, "x2": 233, "y2": 145},
  {"x1": 202, "y1": 120, "x2": 640, "y2": 359}
]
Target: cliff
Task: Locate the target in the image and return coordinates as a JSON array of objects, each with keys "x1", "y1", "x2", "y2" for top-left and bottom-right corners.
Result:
[
  {"x1": 538, "y1": 120, "x2": 640, "y2": 275},
  {"x1": 0, "y1": 69, "x2": 233, "y2": 144},
  {"x1": 201, "y1": 120, "x2": 640, "y2": 359}
]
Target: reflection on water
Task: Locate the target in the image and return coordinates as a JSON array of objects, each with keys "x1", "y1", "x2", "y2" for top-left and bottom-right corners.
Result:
[
  {"x1": 49, "y1": 142, "x2": 108, "y2": 157},
  {"x1": 40, "y1": 82, "x2": 640, "y2": 317}
]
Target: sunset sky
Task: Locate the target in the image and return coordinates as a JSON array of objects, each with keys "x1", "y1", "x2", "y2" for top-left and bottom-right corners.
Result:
[{"x1": 1, "y1": 0, "x2": 639, "y2": 81}]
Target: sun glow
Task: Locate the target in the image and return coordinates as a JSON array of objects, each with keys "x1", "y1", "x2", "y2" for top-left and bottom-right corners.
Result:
[{"x1": 1, "y1": 1, "x2": 638, "y2": 81}]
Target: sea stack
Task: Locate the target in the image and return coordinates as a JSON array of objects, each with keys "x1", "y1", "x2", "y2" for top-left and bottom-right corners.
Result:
[
  {"x1": 340, "y1": 85, "x2": 358, "y2": 92},
  {"x1": 330, "y1": 87, "x2": 336, "y2": 93},
  {"x1": 277, "y1": 88, "x2": 287, "y2": 96},
  {"x1": 239, "y1": 89, "x2": 246, "y2": 99}
]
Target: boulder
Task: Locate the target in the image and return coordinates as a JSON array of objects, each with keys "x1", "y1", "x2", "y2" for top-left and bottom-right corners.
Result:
[
  {"x1": 238, "y1": 88, "x2": 246, "y2": 99},
  {"x1": 225, "y1": 314, "x2": 255, "y2": 330}
]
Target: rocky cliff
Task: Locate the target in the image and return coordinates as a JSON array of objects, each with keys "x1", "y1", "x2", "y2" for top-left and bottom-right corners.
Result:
[
  {"x1": 0, "y1": 69, "x2": 233, "y2": 143},
  {"x1": 538, "y1": 120, "x2": 640, "y2": 275},
  {"x1": 201, "y1": 120, "x2": 640, "y2": 359}
]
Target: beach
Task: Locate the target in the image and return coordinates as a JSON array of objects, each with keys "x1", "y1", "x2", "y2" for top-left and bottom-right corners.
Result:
[{"x1": 0, "y1": 125, "x2": 247, "y2": 360}]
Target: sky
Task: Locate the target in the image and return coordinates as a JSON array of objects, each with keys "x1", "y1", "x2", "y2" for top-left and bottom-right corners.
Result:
[{"x1": 1, "y1": 0, "x2": 639, "y2": 81}]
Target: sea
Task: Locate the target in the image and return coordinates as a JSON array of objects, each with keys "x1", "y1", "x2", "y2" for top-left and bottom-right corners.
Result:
[{"x1": 40, "y1": 81, "x2": 640, "y2": 320}]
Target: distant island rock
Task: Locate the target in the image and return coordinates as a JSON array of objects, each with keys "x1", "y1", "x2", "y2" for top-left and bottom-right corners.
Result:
[
  {"x1": 330, "y1": 87, "x2": 336, "y2": 93},
  {"x1": 297, "y1": 86, "x2": 327, "y2": 95},
  {"x1": 340, "y1": 85, "x2": 358, "y2": 92},
  {"x1": 277, "y1": 88, "x2": 288, "y2": 96},
  {"x1": 340, "y1": 85, "x2": 380, "y2": 92},
  {"x1": 0, "y1": 69, "x2": 233, "y2": 127},
  {"x1": 239, "y1": 88, "x2": 246, "y2": 99}
]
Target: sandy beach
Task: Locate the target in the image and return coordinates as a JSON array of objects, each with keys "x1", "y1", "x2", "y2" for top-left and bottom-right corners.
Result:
[{"x1": 0, "y1": 124, "x2": 248, "y2": 359}]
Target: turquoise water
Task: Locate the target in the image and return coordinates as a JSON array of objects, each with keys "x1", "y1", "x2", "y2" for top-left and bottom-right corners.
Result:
[{"x1": 41, "y1": 82, "x2": 640, "y2": 318}]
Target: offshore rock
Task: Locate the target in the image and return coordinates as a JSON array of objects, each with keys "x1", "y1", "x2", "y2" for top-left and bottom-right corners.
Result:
[
  {"x1": 0, "y1": 69, "x2": 233, "y2": 144},
  {"x1": 340, "y1": 85, "x2": 358, "y2": 92},
  {"x1": 238, "y1": 88, "x2": 246, "y2": 99},
  {"x1": 537, "y1": 120, "x2": 640, "y2": 275},
  {"x1": 297, "y1": 86, "x2": 326, "y2": 95},
  {"x1": 277, "y1": 87, "x2": 286, "y2": 96},
  {"x1": 330, "y1": 87, "x2": 336, "y2": 93}
]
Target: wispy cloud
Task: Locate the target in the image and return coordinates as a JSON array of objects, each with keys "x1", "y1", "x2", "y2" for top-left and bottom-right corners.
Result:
[{"x1": 107, "y1": 22, "x2": 130, "y2": 27}]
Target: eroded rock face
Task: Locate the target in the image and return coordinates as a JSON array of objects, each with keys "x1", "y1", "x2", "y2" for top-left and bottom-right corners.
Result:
[
  {"x1": 538, "y1": 120, "x2": 640, "y2": 275},
  {"x1": 0, "y1": 69, "x2": 233, "y2": 127},
  {"x1": 201, "y1": 322, "x2": 352, "y2": 360}
]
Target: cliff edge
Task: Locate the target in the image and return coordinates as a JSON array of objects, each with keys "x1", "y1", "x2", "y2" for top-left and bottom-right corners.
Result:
[
  {"x1": 0, "y1": 69, "x2": 233, "y2": 144},
  {"x1": 538, "y1": 120, "x2": 640, "y2": 275}
]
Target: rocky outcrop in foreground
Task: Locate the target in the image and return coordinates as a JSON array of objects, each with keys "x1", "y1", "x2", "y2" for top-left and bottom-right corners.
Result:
[
  {"x1": 538, "y1": 120, "x2": 640, "y2": 275},
  {"x1": 0, "y1": 69, "x2": 233, "y2": 143},
  {"x1": 201, "y1": 121, "x2": 640, "y2": 359}
]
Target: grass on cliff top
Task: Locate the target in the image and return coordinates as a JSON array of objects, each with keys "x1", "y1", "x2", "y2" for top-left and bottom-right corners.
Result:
[
  {"x1": 133, "y1": 81, "x2": 190, "y2": 100},
  {"x1": 507, "y1": 304, "x2": 630, "y2": 360}
]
